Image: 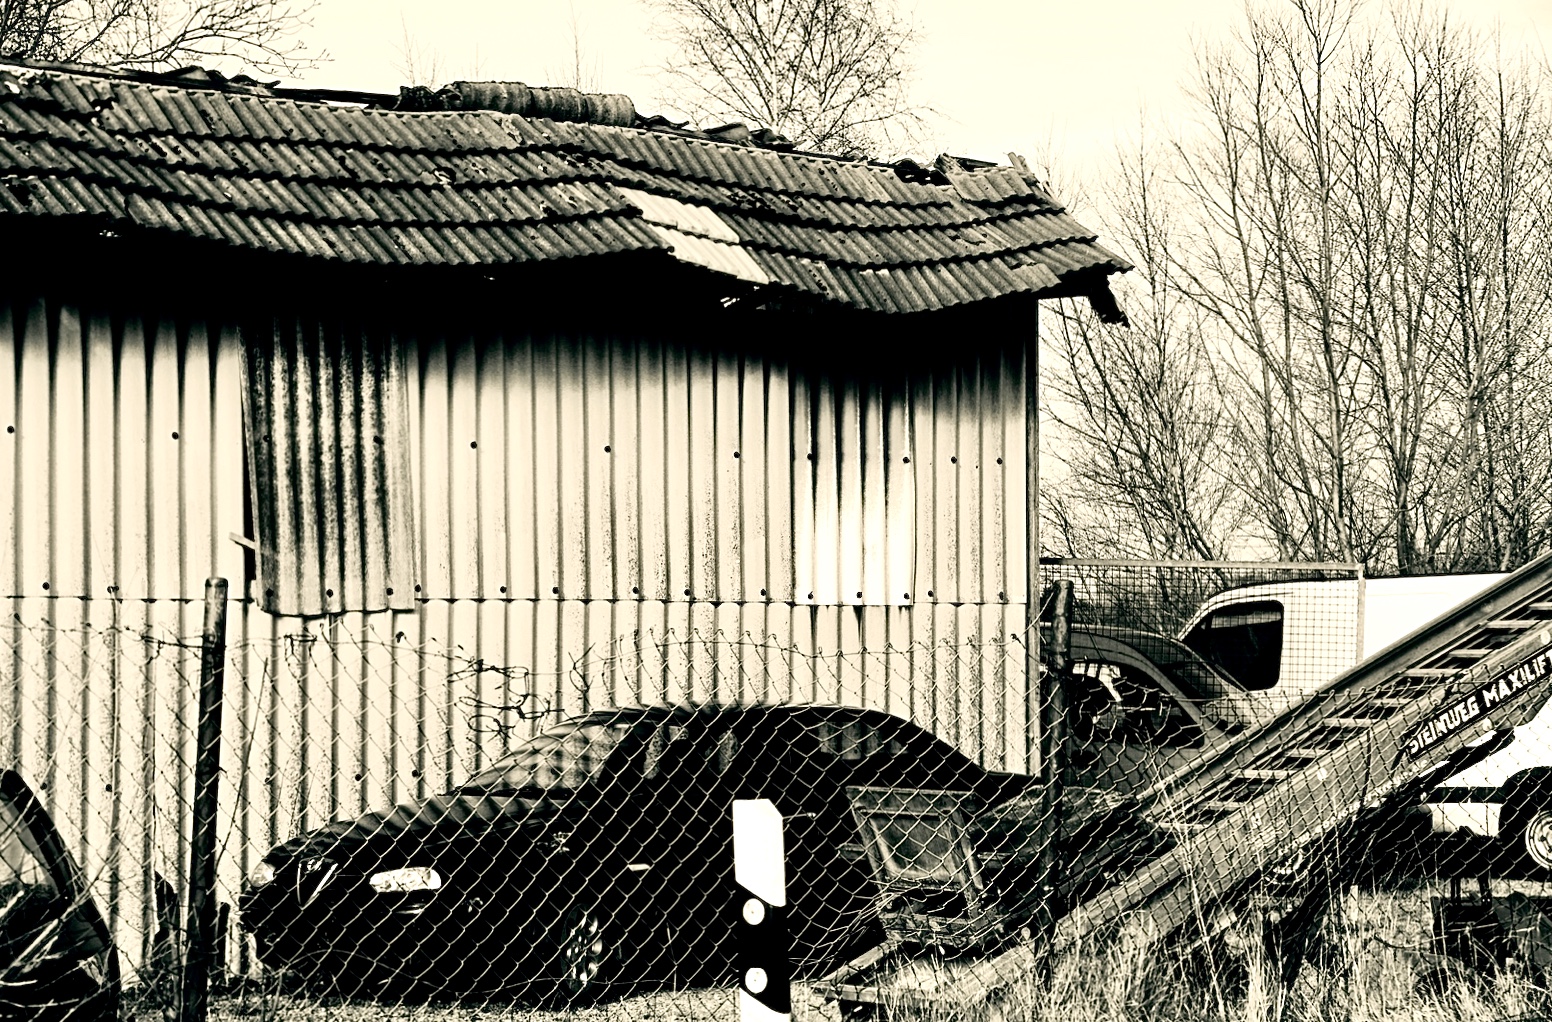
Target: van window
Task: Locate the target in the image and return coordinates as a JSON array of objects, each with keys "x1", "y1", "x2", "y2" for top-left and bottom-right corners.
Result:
[{"x1": 1182, "y1": 600, "x2": 1284, "y2": 691}]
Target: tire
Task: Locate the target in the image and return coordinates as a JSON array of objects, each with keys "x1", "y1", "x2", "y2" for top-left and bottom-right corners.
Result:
[
  {"x1": 1502, "y1": 782, "x2": 1552, "y2": 874},
  {"x1": 1517, "y1": 805, "x2": 1552, "y2": 872},
  {"x1": 558, "y1": 904, "x2": 618, "y2": 1003}
]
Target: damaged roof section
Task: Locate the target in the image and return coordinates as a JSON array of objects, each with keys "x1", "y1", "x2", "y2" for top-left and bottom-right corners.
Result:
[{"x1": 0, "y1": 61, "x2": 1129, "y2": 317}]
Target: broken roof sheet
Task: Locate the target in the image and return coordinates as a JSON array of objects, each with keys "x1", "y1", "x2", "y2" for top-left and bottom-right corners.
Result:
[{"x1": 0, "y1": 62, "x2": 1129, "y2": 315}]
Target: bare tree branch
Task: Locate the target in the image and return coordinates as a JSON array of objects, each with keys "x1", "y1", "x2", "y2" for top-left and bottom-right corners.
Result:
[
  {"x1": 648, "y1": 0, "x2": 920, "y2": 157},
  {"x1": 0, "y1": 0, "x2": 320, "y2": 74}
]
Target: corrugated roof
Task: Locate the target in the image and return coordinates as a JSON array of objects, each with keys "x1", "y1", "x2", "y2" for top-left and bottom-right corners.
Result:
[{"x1": 0, "y1": 61, "x2": 1129, "y2": 316}]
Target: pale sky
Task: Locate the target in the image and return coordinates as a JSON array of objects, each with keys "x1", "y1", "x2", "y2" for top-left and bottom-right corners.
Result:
[{"x1": 282, "y1": 0, "x2": 1552, "y2": 182}]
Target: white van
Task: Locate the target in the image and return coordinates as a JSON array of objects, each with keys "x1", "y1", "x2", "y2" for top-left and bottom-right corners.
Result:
[{"x1": 1176, "y1": 573, "x2": 1552, "y2": 864}]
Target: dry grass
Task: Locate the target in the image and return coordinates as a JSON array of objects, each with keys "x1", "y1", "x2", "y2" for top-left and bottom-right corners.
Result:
[{"x1": 122, "y1": 885, "x2": 1551, "y2": 1022}]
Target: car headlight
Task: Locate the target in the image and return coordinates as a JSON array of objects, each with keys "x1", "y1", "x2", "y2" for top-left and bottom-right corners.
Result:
[
  {"x1": 247, "y1": 862, "x2": 277, "y2": 888},
  {"x1": 368, "y1": 866, "x2": 443, "y2": 893}
]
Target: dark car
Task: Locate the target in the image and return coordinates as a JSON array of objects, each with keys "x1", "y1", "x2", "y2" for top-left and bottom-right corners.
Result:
[
  {"x1": 240, "y1": 705, "x2": 1045, "y2": 1001},
  {"x1": 0, "y1": 769, "x2": 120, "y2": 1022},
  {"x1": 1055, "y1": 625, "x2": 1243, "y2": 795}
]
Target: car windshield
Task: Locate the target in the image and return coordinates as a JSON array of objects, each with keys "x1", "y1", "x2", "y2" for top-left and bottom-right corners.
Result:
[{"x1": 460, "y1": 722, "x2": 626, "y2": 795}]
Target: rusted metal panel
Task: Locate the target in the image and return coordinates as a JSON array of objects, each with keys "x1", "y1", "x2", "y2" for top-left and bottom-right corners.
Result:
[{"x1": 243, "y1": 315, "x2": 418, "y2": 617}]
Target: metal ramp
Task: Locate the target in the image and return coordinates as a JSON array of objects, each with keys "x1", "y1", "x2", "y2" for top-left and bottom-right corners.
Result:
[{"x1": 909, "y1": 552, "x2": 1552, "y2": 1003}]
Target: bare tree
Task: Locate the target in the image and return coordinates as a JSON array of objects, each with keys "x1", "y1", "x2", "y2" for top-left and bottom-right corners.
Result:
[
  {"x1": 1042, "y1": 133, "x2": 1245, "y2": 560},
  {"x1": 649, "y1": 0, "x2": 919, "y2": 156},
  {"x1": 1045, "y1": 0, "x2": 1552, "y2": 574},
  {"x1": 0, "y1": 0, "x2": 318, "y2": 73},
  {"x1": 545, "y1": 0, "x2": 599, "y2": 92}
]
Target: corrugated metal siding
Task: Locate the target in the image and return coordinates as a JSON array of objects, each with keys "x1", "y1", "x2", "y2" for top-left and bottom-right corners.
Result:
[
  {"x1": 0, "y1": 290, "x2": 1034, "y2": 979},
  {"x1": 243, "y1": 313, "x2": 418, "y2": 617},
  {"x1": 408, "y1": 330, "x2": 1027, "y2": 607}
]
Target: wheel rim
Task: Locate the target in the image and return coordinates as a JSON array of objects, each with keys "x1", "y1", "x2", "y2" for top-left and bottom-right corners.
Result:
[
  {"x1": 1524, "y1": 809, "x2": 1552, "y2": 869},
  {"x1": 563, "y1": 909, "x2": 607, "y2": 992}
]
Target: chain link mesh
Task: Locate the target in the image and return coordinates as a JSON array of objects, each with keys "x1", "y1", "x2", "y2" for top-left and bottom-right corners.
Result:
[{"x1": 8, "y1": 559, "x2": 1552, "y2": 1020}]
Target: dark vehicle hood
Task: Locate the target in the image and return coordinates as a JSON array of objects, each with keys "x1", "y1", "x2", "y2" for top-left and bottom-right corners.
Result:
[{"x1": 267, "y1": 790, "x2": 561, "y2": 866}]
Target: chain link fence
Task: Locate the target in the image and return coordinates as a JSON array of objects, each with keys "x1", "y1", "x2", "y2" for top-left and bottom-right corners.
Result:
[{"x1": 9, "y1": 559, "x2": 1552, "y2": 1021}]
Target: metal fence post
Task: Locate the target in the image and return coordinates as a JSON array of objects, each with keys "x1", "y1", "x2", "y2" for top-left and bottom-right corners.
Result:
[
  {"x1": 1033, "y1": 581, "x2": 1073, "y2": 958},
  {"x1": 181, "y1": 578, "x2": 228, "y2": 1022}
]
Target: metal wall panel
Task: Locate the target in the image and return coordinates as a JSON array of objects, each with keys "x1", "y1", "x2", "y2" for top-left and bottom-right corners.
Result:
[
  {"x1": 408, "y1": 329, "x2": 1027, "y2": 608},
  {"x1": 243, "y1": 314, "x2": 419, "y2": 617},
  {"x1": 0, "y1": 289, "x2": 1036, "y2": 982}
]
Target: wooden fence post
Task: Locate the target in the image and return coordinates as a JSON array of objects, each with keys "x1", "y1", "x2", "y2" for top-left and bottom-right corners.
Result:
[{"x1": 181, "y1": 578, "x2": 228, "y2": 1022}]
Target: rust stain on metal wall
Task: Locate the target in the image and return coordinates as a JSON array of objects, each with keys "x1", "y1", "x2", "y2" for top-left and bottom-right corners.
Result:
[{"x1": 242, "y1": 314, "x2": 418, "y2": 617}]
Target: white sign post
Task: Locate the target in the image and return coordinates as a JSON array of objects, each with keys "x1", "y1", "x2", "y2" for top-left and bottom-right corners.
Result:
[{"x1": 734, "y1": 798, "x2": 790, "y2": 1022}]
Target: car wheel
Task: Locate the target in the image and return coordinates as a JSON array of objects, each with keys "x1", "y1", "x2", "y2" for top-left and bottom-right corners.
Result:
[
  {"x1": 559, "y1": 904, "x2": 617, "y2": 1002},
  {"x1": 1515, "y1": 804, "x2": 1552, "y2": 872}
]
